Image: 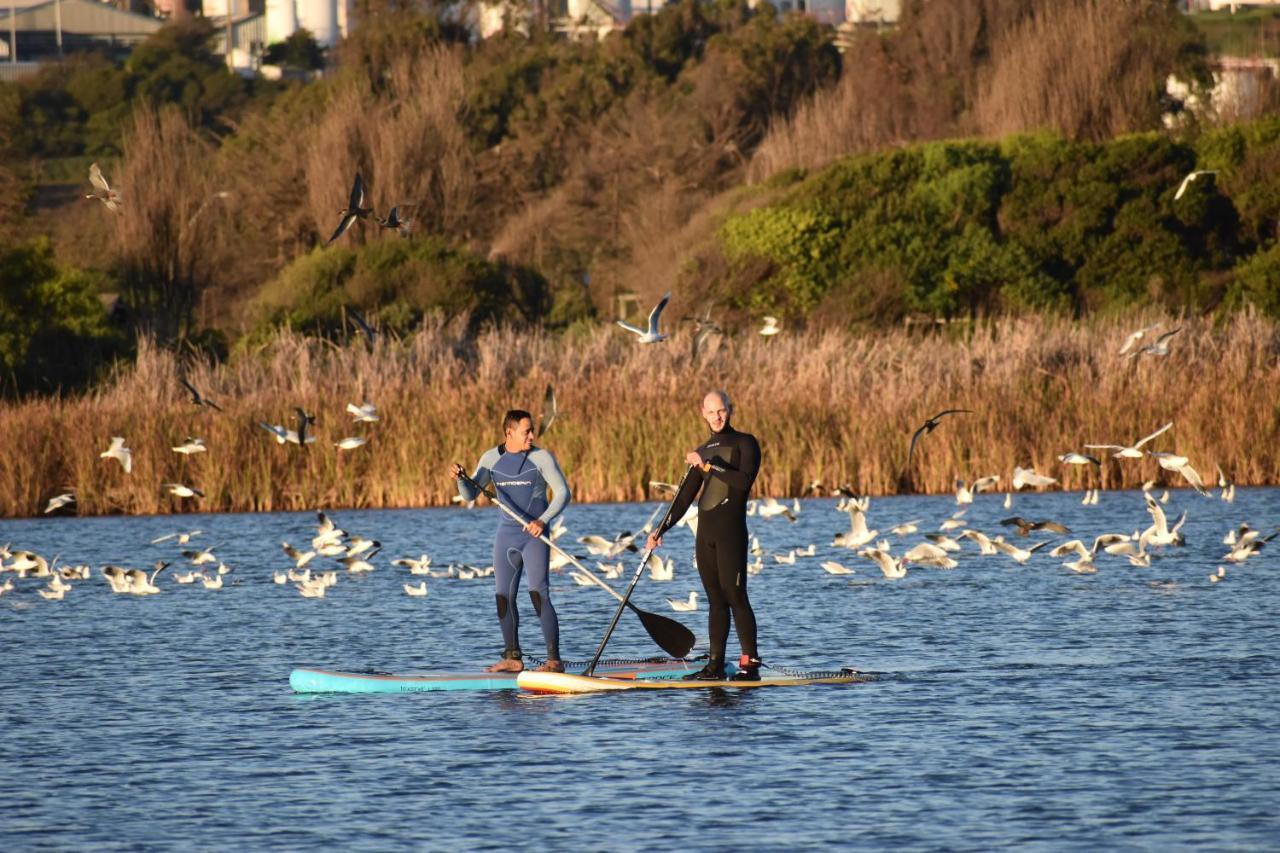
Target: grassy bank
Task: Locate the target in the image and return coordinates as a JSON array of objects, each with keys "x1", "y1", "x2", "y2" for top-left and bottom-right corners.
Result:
[{"x1": 0, "y1": 313, "x2": 1276, "y2": 518}]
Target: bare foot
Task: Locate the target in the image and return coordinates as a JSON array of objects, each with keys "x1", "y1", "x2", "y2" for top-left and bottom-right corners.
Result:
[
  {"x1": 535, "y1": 660, "x2": 565, "y2": 673},
  {"x1": 485, "y1": 657, "x2": 524, "y2": 673}
]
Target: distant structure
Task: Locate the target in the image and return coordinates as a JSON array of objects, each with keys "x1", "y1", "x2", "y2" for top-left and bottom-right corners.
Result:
[
  {"x1": 261, "y1": 0, "x2": 352, "y2": 48},
  {"x1": 1186, "y1": 1, "x2": 1280, "y2": 10},
  {"x1": 0, "y1": 0, "x2": 161, "y2": 72}
]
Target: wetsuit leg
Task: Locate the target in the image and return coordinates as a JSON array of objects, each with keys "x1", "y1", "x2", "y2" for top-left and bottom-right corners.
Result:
[
  {"x1": 521, "y1": 537, "x2": 559, "y2": 660},
  {"x1": 695, "y1": 535, "x2": 731, "y2": 662},
  {"x1": 493, "y1": 529, "x2": 525, "y2": 656},
  {"x1": 715, "y1": 523, "x2": 758, "y2": 659}
]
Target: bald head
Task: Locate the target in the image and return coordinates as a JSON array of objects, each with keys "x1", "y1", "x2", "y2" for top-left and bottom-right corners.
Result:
[{"x1": 701, "y1": 390, "x2": 732, "y2": 433}]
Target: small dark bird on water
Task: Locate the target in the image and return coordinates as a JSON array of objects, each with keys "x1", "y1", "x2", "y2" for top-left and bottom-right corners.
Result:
[
  {"x1": 1000, "y1": 516, "x2": 1072, "y2": 537},
  {"x1": 327, "y1": 173, "x2": 373, "y2": 245},
  {"x1": 180, "y1": 378, "x2": 223, "y2": 412},
  {"x1": 907, "y1": 409, "x2": 973, "y2": 468}
]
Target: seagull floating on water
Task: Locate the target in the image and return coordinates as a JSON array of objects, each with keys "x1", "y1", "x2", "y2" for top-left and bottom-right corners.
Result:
[{"x1": 666, "y1": 591, "x2": 698, "y2": 611}]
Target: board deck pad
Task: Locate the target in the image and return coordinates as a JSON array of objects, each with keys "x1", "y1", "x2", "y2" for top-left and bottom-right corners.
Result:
[
  {"x1": 289, "y1": 659, "x2": 702, "y2": 694},
  {"x1": 515, "y1": 669, "x2": 865, "y2": 694}
]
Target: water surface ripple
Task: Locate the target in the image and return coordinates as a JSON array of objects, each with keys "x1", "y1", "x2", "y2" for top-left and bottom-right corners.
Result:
[{"x1": 2, "y1": 489, "x2": 1278, "y2": 849}]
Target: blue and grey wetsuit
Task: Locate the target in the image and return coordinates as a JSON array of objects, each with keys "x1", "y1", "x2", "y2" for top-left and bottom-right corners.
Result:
[{"x1": 458, "y1": 446, "x2": 571, "y2": 661}]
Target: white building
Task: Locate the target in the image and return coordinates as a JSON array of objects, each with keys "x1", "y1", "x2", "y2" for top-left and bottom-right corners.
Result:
[{"x1": 260, "y1": 0, "x2": 353, "y2": 48}]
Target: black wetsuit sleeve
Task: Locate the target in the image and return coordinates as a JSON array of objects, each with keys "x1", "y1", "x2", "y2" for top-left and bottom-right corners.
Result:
[
  {"x1": 706, "y1": 434, "x2": 760, "y2": 492},
  {"x1": 656, "y1": 467, "x2": 704, "y2": 538}
]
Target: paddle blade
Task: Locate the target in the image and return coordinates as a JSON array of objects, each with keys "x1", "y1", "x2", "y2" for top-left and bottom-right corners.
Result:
[{"x1": 633, "y1": 605, "x2": 696, "y2": 658}]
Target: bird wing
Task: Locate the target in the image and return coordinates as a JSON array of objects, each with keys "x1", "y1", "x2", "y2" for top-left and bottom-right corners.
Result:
[
  {"x1": 930, "y1": 408, "x2": 974, "y2": 422},
  {"x1": 906, "y1": 422, "x2": 928, "y2": 468},
  {"x1": 89, "y1": 162, "x2": 109, "y2": 193},
  {"x1": 180, "y1": 378, "x2": 201, "y2": 402},
  {"x1": 1026, "y1": 540, "x2": 1053, "y2": 555},
  {"x1": 1174, "y1": 173, "x2": 1195, "y2": 200},
  {"x1": 1145, "y1": 494, "x2": 1168, "y2": 536},
  {"x1": 348, "y1": 173, "x2": 365, "y2": 210},
  {"x1": 615, "y1": 320, "x2": 646, "y2": 337},
  {"x1": 538, "y1": 384, "x2": 556, "y2": 435},
  {"x1": 972, "y1": 475, "x2": 1000, "y2": 492},
  {"x1": 647, "y1": 292, "x2": 671, "y2": 335},
  {"x1": 327, "y1": 213, "x2": 356, "y2": 245},
  {"x1": 1133, "y1": 422, "x2": 1174, "y2": 449},
  {"x1": 1083, "y1": 444, "x2": 1125, "y2": 451},
  {"x1": 1036, "y1": 521, "x2": 1071, "y2": 535}
]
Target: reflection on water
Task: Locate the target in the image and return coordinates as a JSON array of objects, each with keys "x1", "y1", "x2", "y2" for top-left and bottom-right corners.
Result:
[{"x1": 2, "y1": 488, "x2": 1279, "y2": 847}]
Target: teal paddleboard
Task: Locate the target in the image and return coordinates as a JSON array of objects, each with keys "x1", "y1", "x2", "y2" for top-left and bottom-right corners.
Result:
[{"x1": 290, "y1": 658, "x2": 703, "y2": 694}]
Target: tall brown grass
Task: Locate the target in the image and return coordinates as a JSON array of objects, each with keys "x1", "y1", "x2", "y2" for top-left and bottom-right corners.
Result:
[
  {"x1": 1, "y1": 311, "x2": 1277, "y2": 518},
  {"x1": 749, "y1": 0, "x2": 1197, "y2": 181}
]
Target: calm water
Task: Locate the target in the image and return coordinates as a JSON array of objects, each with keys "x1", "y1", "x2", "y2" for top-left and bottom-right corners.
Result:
[{"x1": 2, "y1": 488, "x2": 1278, "y2": 850}]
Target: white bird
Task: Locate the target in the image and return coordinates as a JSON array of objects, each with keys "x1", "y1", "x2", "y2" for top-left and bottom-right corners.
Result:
[
  {"x1": 272, "y1": 571, "x2": 288, "y2": 585},
  {"x1": 44, "y1": 493, "x2": 75, "y2": 514},
  {"x1": 1174, "y1": 169, "x2": 1218, "y2": 201},
  {"x1": 1011, "y1": 466, "x2": 1056, "y2": 490},
  {"x1": 1139, "y1": 494, "x2": 1186, "y2": 548},
  {"x1": 163, "y1": 483, "x2": 204, "y2": 499},
  {"x1": 172, "y1": 437, "x2": 207, "y2": 455},
  {"x1": 152, "y1": 529, "x2": 202, "y2": 545},
  {"x1": 756, "y1": 497, "x2": 797, "y2": 522},
  {"x1": 1129, "y1": 327, "x2": 1181, "y2": 358},
  {"x1": 392, "y1": 555, "x2": 433, "y2": 575},
  {"x1": 994, "y1": 537, "x2": 1052, "y2": 565},
  {"x1": 759, "y1": 316, "x2": 781, "y2": 337},
  {"x1": 666, "y1": 591, "x2": 698, "y2": 611},
  {"x1": 939, "y1": 509, "x2": 968, "y2": 532},
  {"x1": 1149, "y1": 452, "x2": 1209, "y2": 496},
  {"x1": 1058, "y1": 452, "x2": 1101, "y2": 467},
  {"x1": 889, "y1": 520, "x2": 921, "y2": 537},
  {"x1": 862, "y1": 548, "x2": 906, "y2": 579},
  {"x1": 961, "y1": 529, "x2": 1000, "y2": 556},
  {"x1": 954, "y1": 475, "x2": 999, "y2": 505},
  {"x1": 86, "y1": 162, "x2": 123, "y2": 212},
  {"x1": 282, "y1": 542, "x2": 316, "y2": 569},
  {"x1": 182, "y1": 546, "x2": 218, "y2": 565},
  {"x1": 38, "y1": 585, "x2": 66, "y2": 601},
  {"x1": 647, "y1": 553, "x2": 674, "y2": 581},
  {"x1": 346, "y1": 536, "x2": 380, "y2": 558},
  {"x1": 100, "y1": 437, "x2": 132, "y2": 473},
  {"x1": 200, "y1": 574, "x2": 224, "y2": 590},
  {"x1": 820, "y1": 560, "x2": 854, "y2": 575},
  {"x1": 335, "y1": 437, "x2": 368, "y2": 451},
  {"x1": 773, "y1": 550, "x2": 797, "y2": 565},
  {"x1": 834, "y1": 497, "x2": 877, "y2": 549},
  {"x1": 1118, "y1": 323, "x2": 1161, "y2": 356},
  {"x1": 347, "y1": 402, "x2": 379, "y2": 422},
  {"x1": 404, "y1": 582, "x2": 428, "y2": 597},
  {"x1": 616, "y1": 292, "x2": 671, "y2": 344},
  {"x1": 1085, "y1": 422, "x2": 1173, "y2": 460},
  {"x1": 259, "y1": 422, "x2": 289, "y2": 444},
  {"x1": 1003, "y1": 492, "x2": 1012, "y2": 509},
  {"x1": 296, "y1": 580, "x2": 326, "y2": 598}
]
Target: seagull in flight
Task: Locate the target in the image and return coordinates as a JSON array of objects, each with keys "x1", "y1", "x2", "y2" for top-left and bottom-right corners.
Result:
[
  {"x1": 538, "y1": 384, "x2": 557, "y2": 436},
  {"x1": 163, "y1": 483, "x2": 204, "y2": 499},
  {"x1": 44, "y1": 493, "x2": 75, "y2": 514},
  {"x1": 179, "y1": 379, "x2": 223, "y2": 412},
  {"x1": 100, "y1": 437, "x2": 132, "y2": 474},
  {"x1": 1118, "y1": 324, "x2": 1161, "y2": 356},
  {"x1": 172, "y1": 437, "x2": 207, "y2": 455},
  {"x1": 346, "y1": 402, "x2": 379, "y2": 422},
  {"x1": 759, "y1": 316, "x2": 781, "y2": 337},
  {"x1": 1174, "y1": 170, "x2": 1218, "y2": 201},
  {"x1": 616, "y1": 292, "x2": 671, "y2": 344},
  {"x1": 1011, "y1": 466, "x2": 1057, "y2": 490},
  {"x1": 376, "y1": 205, "x2": 412, "y2": 236},
  {"x1": 335, "y1": 437, "x2": 367, "y2": 450},
  {"x1": 907, "y1": 409, "x2": 972, "y2": 468},
  {"x1": 86, "y1": 162, "x2": 122, "y2": 212},
  {"x1": 1128, "y1": 327, "x2": 1181, "y2": 358},
  {"x1": 327, "y1": 173, "x2": 373, "y2": 244},
  {"x1": 1086, "y1": 422, "x2": 1173, "y2": 459},
  {"x1": 1001, "y1": 516, "x2": 1071, "y2": 536}
]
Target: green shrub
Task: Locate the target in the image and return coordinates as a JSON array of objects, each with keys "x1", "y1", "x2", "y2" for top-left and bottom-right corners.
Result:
[{"x1": 252, "y1": 236, "x2": 550, "y2": 334}]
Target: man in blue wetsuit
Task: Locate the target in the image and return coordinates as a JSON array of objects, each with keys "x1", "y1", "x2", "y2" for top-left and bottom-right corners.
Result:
[
  {"x1": 450, "y1": 409, "x2": 571, "y2": 673},
  {"x1": 646, "y1": 390, "x2": 763, "y2": 682}
]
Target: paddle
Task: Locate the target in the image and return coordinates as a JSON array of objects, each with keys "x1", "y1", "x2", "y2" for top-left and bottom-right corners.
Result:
[
  {"x1": 457, "y1": 472, "x2": 695, "y2": 660},
  {"x1": 585, "y1": 466, "x2": 696, "y2": 676}
]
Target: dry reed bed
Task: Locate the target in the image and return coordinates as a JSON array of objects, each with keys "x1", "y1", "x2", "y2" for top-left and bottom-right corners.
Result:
[{"x1": 1, "y1": 313, "x2": 1277, "y2": 518}]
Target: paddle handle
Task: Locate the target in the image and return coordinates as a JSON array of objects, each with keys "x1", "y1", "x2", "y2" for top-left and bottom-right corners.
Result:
[
  {"x1": 584, "y1": 466, "x2": 695, "y2": 676},
  {"x1": 458, "y1": 472, "x2": 625, "y2": 604}
]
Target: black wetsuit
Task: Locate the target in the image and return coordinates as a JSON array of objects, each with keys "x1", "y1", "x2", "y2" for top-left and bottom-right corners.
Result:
[{"x1": 657, "y1": 425, "x2": 761, "y2": 663}]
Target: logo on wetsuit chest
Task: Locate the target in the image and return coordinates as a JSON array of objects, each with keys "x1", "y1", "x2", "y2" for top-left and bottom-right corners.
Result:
[{"x1": 497, "y1": 480, "x2": 533, "y2": 487}]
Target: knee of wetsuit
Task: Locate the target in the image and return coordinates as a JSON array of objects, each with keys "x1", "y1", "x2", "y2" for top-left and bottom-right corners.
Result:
[
  {"x1": 495, "y1": 593, "x2": 510, "y2": 619},
  {"x1": 529, "y1": 589, "x2": 544, "y2": 616}
]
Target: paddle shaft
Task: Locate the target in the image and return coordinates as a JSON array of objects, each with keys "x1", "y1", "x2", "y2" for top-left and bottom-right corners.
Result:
[{"x1": 585, "y1": 466, "x2": 696, "y2": 676}]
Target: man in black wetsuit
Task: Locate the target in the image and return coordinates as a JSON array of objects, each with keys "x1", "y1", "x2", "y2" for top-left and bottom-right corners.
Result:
[{"x1": 646, "y1": 390, "x2": 763, "y2": 681}]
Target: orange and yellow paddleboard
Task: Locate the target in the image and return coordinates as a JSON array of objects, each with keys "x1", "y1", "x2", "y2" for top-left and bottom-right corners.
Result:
[{"x1": 516, "y1": 669, "x2": 865, "y2": 694}]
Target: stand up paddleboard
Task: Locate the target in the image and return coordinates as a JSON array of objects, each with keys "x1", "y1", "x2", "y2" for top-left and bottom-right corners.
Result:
[
  {"x1": 516, "y1": 668, "x2": 866, "y2": 694},
  {"x1": 290, "y1": 658, "x2": 702, "y2": 694}
]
